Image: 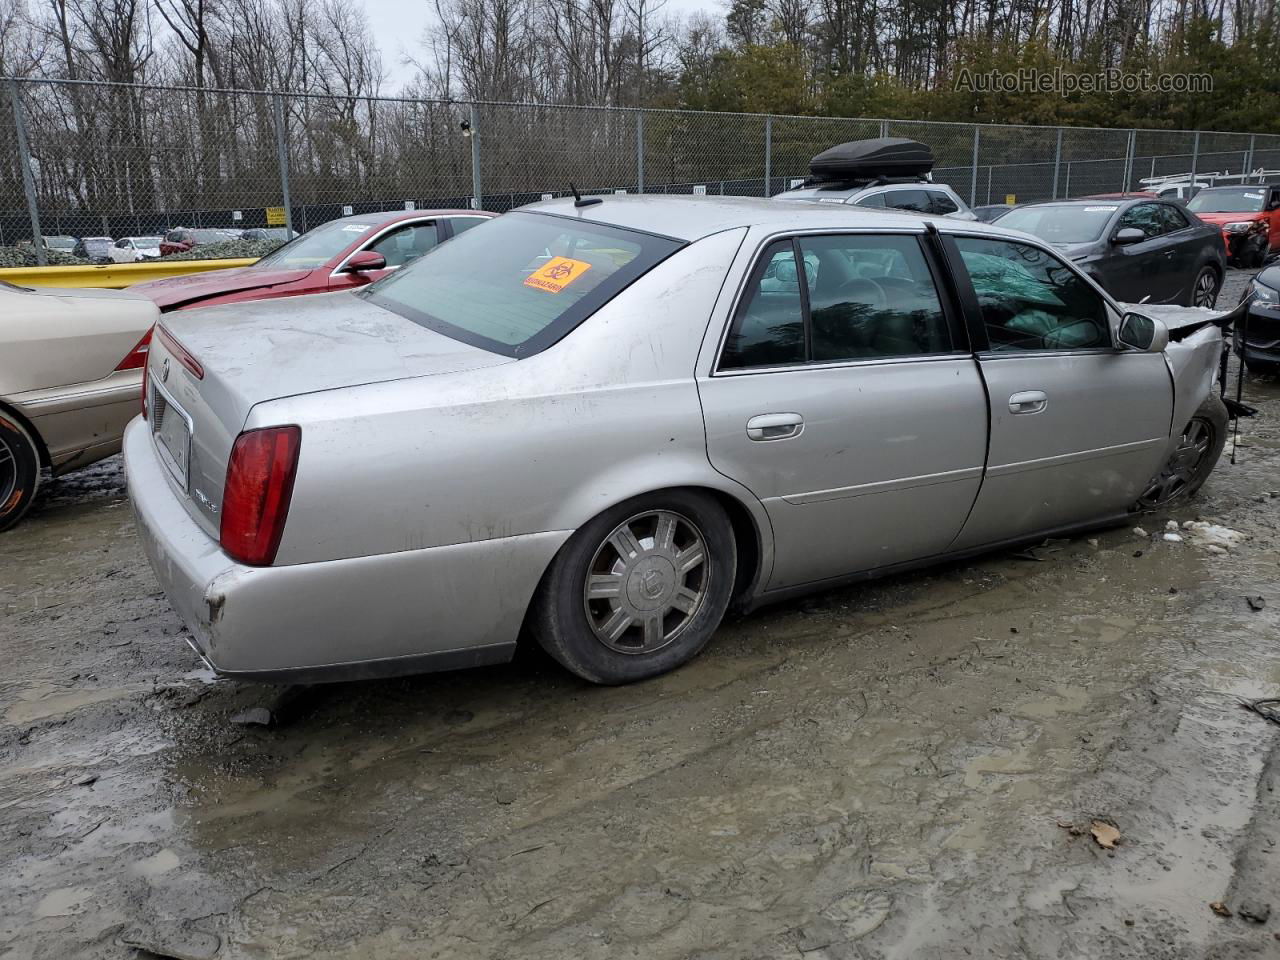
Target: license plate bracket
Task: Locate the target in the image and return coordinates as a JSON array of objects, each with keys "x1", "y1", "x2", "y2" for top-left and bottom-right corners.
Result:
[{"x1": 151, "y1": 380, "x2": 193, "y2": 489}]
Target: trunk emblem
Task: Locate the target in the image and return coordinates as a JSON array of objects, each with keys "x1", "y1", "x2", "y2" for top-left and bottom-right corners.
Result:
[{"x1": 161, "y1": 358, "x2": 171, "y2": 382}]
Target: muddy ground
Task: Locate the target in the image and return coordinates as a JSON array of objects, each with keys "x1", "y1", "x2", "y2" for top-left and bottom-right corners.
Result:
[{"x1": 3, "y1": 272, "x2": 1280, "y2": 960}]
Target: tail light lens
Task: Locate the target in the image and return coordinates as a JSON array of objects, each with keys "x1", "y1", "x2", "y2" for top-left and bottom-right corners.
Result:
[
  {"x1": 141, "y1": 357, "x2": 150, "y2": 419},
  {"x1": 115, "y1": 328, "x2": 153, "y2": 371},
  {"x1": 220, "y1": 426, "x2": 302, "y2": 567}
]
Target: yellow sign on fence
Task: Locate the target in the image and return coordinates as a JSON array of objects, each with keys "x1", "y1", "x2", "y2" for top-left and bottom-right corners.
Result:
[
  {"x1": 266, "y1": 206, "x2": 288, "y2": 226},
  {"x1": 1004, "y1": 194, "x2": 1017, "y2": 205}
]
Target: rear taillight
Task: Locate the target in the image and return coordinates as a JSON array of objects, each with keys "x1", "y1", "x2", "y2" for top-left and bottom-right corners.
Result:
[
  {"x1": 115, "y1": 328, "x2": 152, "y2": 371},
  {"x1": 220, "y1": 426, "x2": 302, "y2": 567}
]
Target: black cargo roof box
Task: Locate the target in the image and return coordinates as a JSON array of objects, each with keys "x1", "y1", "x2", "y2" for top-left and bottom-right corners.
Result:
[{"x1": 809, "y1": 138, "x2": 935, "y2": 181}]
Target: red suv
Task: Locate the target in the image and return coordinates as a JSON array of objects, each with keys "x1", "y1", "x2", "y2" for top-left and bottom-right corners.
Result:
[
  {"x1": 136, "y1": 210, "x2": 494, "y2": 311},
  {"x1": 1187, "y1": 184, "x2": 1280, "y2": 267}
]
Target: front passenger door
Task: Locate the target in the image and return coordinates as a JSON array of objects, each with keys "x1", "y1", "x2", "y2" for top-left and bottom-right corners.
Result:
[{"x1": 944, "y1": 234, "x2": 1174, "y2": 551}]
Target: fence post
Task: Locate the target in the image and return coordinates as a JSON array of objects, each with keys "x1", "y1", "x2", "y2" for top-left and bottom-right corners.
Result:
[
  {"x1": 764, "y1": 116, "x2": 772, "y2": 197},
  {"x1": 469, "y1": 103, "x2": 483, "y2": 209},
  {"x1": 1123, "y1": 130, "x2": 1135, "y2": 191},
  {"x1": 1189, "y1": 130, "x2": 1200, "y2": 189},
  {"x1": 9, "y1": 81, "x2": 45, "y2": 266},
  {"x1": 1245, "y1": 134, "x2": 1256, "y2": 179},
  {"x1": 272, "y1": 95, "x2": 294, "y2": 236},
  {"x1": 879, "y1": 119, "x2": 888, "y2": 139},
  {"x1": 636, "y1": 111, "x2": 645, "y2": 193},
  {"x1": 1051, "y1": 128, "x2": 1062, "y2": 200},
  {"x1": 969, "y1": 127, "x2": 980, "y2": 207}
]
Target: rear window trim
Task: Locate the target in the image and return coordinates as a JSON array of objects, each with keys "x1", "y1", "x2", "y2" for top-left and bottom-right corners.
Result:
[{"x1": 359, "y1": 211, "x2": 687, "y2": 359}]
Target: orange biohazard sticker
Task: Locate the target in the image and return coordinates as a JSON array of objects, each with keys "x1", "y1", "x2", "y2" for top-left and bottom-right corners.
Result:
[{"x1": 524, "y1": 256, "x2": 592, "y2": 294}]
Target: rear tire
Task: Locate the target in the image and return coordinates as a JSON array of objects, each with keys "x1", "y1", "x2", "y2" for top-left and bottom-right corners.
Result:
[
  {"x1": 0, "y1": 413, "x2": 41, "y2": 532},
  {"x1": 1245, "y1": 357, "x2": 1280, "y2": 376},
  {"x1": 1133, "y1": 396, "x2": 1228, "y2": 511},
  {"x1": 530, "y1": 490, "x2": 736, "y2": 684}
]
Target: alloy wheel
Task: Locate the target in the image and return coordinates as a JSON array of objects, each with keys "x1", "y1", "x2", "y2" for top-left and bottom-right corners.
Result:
[
  {"x1": 582, "y1": 510, "x2": 709, "y2": 654},
  {"x1": 1193, "y1": 270, "x2": 1219, "y2": 308},
  {"x1": 1137, "y1": 416, "x2": 1214, "y2": 508},
  {"x1": 0, "y1": 436, "x2": 15, "y2": 508}
]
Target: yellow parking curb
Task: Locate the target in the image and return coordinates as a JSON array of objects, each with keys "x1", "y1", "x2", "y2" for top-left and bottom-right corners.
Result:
[{"x1": 0, "y1": 258, "x2": 259, "y2": 290}]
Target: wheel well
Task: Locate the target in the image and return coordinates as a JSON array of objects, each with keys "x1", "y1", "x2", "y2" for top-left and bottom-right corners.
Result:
[
  {"x1": 0, "y1": 400, "x2": 50, "y2": 469},
  {"x1": 692, "y1": 486, "x2": 763, "y2": 612}
]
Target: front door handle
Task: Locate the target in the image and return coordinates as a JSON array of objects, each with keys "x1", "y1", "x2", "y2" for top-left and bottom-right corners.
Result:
[
  {"x1": 1008, "y1": 390, "x2": 1048, "y2": 415},
  {"x1": 746, "y1": 412, "x2": 804, "y2": 441}
]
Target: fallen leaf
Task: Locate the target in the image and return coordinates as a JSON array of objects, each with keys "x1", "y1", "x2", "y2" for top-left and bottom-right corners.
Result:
[
  {"x1": 1210, "y1": 901, "x2": 1232, "y2": 918},
  {"x1": 1090, "y1": 821, "x2": 1121, "y2": 849}
]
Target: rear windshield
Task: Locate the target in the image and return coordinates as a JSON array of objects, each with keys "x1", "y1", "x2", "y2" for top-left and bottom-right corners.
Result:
[
  {"x1": 994, "y1": 204, "x2": 1117, "y2": 243},
  {"x1": 360, "y1": 211, "x2": 684, "y2": 357},
  {"x1": 1188, "y1": 188, "x2": 1266, "y2": 213}
]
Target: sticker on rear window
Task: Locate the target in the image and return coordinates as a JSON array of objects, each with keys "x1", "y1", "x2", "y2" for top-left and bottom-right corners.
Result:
[
  {"x1": 1084, "y1": 205, "x2": 1118, "y2": 212},
  {"x1": 342, "y1": 224, "x2": 371, "y2": 233},
  {"x1": 1245, "y1": 192, "x2": 1263, "y2": 200},
  {"x1": 524, "y1": 256, "x2": 593, "y2": 294}
]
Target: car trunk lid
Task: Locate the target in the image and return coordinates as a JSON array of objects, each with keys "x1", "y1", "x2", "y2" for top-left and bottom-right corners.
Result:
[
  {"x1": 134, "y1": 265, "x2": 312, "y2": 311},
  {"x1": 146, "y1": 291, "x2": 510, "y2": 538}
]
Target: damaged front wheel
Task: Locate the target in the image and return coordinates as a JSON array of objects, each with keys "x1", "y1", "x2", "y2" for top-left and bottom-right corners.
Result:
[{"x1": 1134, "y1": 396, "x2": 1229, "y2": 511}]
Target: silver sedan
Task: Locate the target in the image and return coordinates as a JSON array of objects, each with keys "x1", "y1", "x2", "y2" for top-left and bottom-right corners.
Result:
[{"x1": 124, "y1": 197, "x2": 1229, "y2": 685}]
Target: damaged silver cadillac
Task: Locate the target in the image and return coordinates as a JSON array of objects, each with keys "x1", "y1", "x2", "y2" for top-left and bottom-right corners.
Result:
[{"x1": 123, "y1": 197, "x2": 1234, "y2": 686}]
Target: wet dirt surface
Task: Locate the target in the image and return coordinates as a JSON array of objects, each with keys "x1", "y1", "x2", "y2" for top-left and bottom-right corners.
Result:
[{"x1": 3, "y1": 271, "x2": 1280, "y2": 959}]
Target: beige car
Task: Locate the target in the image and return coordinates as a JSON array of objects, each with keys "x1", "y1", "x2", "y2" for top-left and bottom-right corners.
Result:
[{"x1": 1, "y1": 280, "x2": 156, "y2": 530}]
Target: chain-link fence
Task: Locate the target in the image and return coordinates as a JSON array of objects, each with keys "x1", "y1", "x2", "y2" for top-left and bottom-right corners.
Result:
[{"x1": 6, "y1": 77, "x2": 1280, "y2": 264}]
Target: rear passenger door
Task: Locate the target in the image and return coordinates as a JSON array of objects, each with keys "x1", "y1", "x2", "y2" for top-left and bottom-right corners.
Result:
[
  {"x1": 943, "y1": 233, "x2": 1173, "y2": 551},
  {"x1": 698, "y1": 230, "x2": 989, "y2": 590}
]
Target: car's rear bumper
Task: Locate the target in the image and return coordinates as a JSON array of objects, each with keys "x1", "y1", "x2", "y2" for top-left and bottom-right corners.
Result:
[
  {"x1": 9, "y1": 368, "x2": 142, "y2": 475},
  {"x1": 124, "y1": 418, "x2": 569, "y2": 682}
]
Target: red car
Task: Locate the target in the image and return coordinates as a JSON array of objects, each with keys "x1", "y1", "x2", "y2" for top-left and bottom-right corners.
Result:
[
  {"x1": 136, "y1": 210, "x2": 494, "y2": 312},
  {"x1": 159, "y1": 227, "x2": 242, "y2": 256},
  {"x1": 1187, "y1": 184, "x2": 1280, "y2": 267}
]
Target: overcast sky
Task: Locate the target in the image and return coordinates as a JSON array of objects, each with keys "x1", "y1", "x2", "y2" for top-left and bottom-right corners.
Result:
[{"x1": 364, "y1": 0, "x2": 719, "y2": 88}]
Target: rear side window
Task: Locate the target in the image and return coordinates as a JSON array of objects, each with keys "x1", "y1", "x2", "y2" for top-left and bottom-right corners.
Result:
[
  {"x1": 881, "y1": 190, "x2": 932, "y2": 213},
  {"x1": 720, "y1": 233, "x2": 951, "y2": 369},
  {"x1": 853, "y1": 192, "x2": 886, "y2": 209},
  {"x1": 928, "y1": 191, "x2": 960, "y2": 215},
  {"x1": 1159, "y1": 205, "x2": 1190, "y2": 232},
  {"x1": 361, "y1": 212, "x2": 683, "y2": 357}
]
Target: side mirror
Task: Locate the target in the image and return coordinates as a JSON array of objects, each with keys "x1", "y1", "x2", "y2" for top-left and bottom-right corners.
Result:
[
  {"x1": 1113, "y1": 227, "x2": 1145, "y2": 246},
  {"x1": 343, "y1": 250, "x2": 387, "y2": 273},
  {"x1": 1118, "y1": 312, "x2": 1170, "y2": 353}
]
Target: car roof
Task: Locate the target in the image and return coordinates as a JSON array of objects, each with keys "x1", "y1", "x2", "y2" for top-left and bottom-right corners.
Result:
[
  {"x1": 519, "y1": 195, "x2": 1021, "y2": 243},
  {"x1": 1012, "y1": 198, "x2": 1144, "y2": 210},
  {"x1": 773, "y1": 181, "x2": 951, "y2": 202},
  {"x1": 1197, "y1": 183, "x2": 1278, "y2": 190},
  {"x1": 326, "y1": 208, "x2": 495, "y2": 229}
]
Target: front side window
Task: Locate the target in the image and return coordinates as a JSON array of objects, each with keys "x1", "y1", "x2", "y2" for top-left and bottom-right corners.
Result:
[
  {"x1": 369, "y1": 222, "x2": 438, "y2": 267},
  {"x1": 1116, "y1": 203, "x2": 1164, "y2": 240},
  {"x1": 853, "y1": 192, "x2": 886, "y2": 209},
  {"x1": 955, "y1": 236, "x2": 1111, "y2": 352},
  {"x1": 361, "y1": 211, "x2": 682, "y2": 357},
  {"x1": 720, "y1": 233, "x2": 952, "y2": 369}
]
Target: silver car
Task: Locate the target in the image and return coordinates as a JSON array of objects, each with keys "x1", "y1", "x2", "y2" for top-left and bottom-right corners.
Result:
[
  {"x1": 774, "y1": 179, "x2": 978, "y2": 219},
  {"x1": 124, "y1": 197, "x2": 1228, "y2": 685}
]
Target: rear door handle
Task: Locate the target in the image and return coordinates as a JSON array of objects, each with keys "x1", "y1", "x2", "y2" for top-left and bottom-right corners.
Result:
[
  {"x1": 746, "y1": 413, "x2": 804, "y2": 441},
  {"x1": 1008, "y1": 390, "x2": 1048, "y2": 415}
]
